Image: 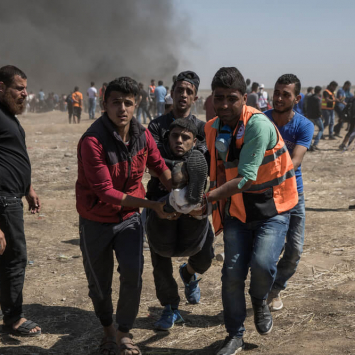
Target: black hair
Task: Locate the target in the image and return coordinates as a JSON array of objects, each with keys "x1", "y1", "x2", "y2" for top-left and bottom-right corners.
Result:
[
  {"x1": 103, "y1": 82, "x2": 108, "y2": 87},
  {"x1": 246, "y1": 78, "x2": 251, "y2": 85},
  {"x1": 251, "y1": 82, "x2": 259, "y2": 91},
  {"x1": 104, "y1": 77, "x2": 139, "y2": 102},
  {"x1": 169, "y1": 118, "x2": 198, "y2": 138},
  {"x1": 91, "y1": 81, "x2": 95, "y2": 86},
  {"x1": 307, "y1": 86, "x2": 313, "y2": 93},
  {"x1": 211, "y1": 67, "x2": 246, "y2": 95},
  {"x1": 329, "y1": 81, "x2": 338, "y2": 88},
  {"x1": 158, "y1": 80, "x2": 163, "y2": 86},
  {"x1": 0, "y1": 65, "x2": 27, "y2": 86},
  {"x1": 74, "y1": 86, "x2": 79, "y2": 91},
  {"x1": 344, "y1": 81, "x2": 351, "y2": 87},
  {"x1": 314, "y1": 86, "x2": 322, "y2": 94},
  {"x1": 275, "y1": 74, "x2": 301, "y2": 96}
]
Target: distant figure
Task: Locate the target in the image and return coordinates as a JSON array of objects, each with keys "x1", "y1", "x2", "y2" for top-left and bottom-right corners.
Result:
[
  {"x1": 203, "y1": 94, "x2": 216, "y2": 122},
  {"x1": 137, "y1": 82, "x2": 152, "y2": 124},
  {"x1": 163, "y1": 94, "x2": 173, "y2": 115},
  {"x1": 246, "y1": 82, "x2": 260, "y2": 109},
  {"x1": 72, "y1": 86, "x2": 83, "y2": 124},
  {"x1": 99, "y1": 82, "x2": 107, "y2": 115},
  {"x1": 87, "y1": 82, "x2": 97, "y2": 120},
  {"x1": 154, "y1": 80, "x2": 167, "y2": 117},
  {"x1": 338, "y1": 95, "x2": 355, "y2": 150},
  {"x1": 28, "y1": 91, "x2": 36, "y2": 112},
  {"x1": 258, "y1": 84, "x2": 269, "y2": 112},
  {"x1": 334, "y1": 81, "x2": 352, "y2": 137},
  {"x1": 149, "y1": 79, "x2": 156, "y2": 117},
  {"x1": 303, "y1": 87, "x2": 314, "y2": 116},
  {"x1": 322, "y1": 81, "x2": 338, "y2": 139},
  {"x1": 246, "y1": 78, "x2": 251, "y2": 94},
  {"x1": 38, "y1": 89, "x2": 45, "y2": 112},
  {"x1": 66, "y1": 92, "x2": 74, "y2": 124},
  {"x1": 307, "y1": 86, "x2": 324, "y2": 151}
]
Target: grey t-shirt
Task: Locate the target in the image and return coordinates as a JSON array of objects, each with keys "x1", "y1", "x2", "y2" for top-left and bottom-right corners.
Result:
[{"x1": 246, "y1": 92, "x2": 259, "y2": 108}]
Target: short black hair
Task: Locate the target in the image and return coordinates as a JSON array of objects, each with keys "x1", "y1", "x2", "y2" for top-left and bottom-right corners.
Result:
[
  {"x1": 0, "y1": 65, "x2": 27, "y2": 86},
  {"x1": 104, "y1": 77, "x2": 139, "y2": 102},
  {"x1": 74, "y1": 86, "x2": 79, "y2": 91},
  {"x1": 251, "y1": 82, "x2": 259, "y2": 91},
  {"x1": 91, "y1": 81, "x2": 95, "y2": 86},
  {"x1": 275, "y1": 74, "x2": 301, "y2": 96},
  {"x1": 103, "y1": 82, "x2": 108, "y2": 87},
  {"x1": 169, "y1": 118, "x2": 198, "y2": 138},
  {"x1": 158, "y1": 80, "x2": 163, "y2": 86},
  {"x1": 329, "y1": 81, "x2": 338, "y2": 88},
  {"x1": 211, "y1": 67, "x2": 246, "y2": 95},
  {"x1": 344, "y1": 81, "x2": 351, "y2": 86},
  {"x1": 314, "y1": 86, "x2": 322, "y2": 94},
  {"x1": 246, "y1": 78, "x2": 251, "y2": 85},
  {"x1": 307, "y1": 86, "x2": 313, "y2": 93}
]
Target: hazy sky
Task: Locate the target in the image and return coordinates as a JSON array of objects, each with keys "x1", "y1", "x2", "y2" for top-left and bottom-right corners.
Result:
[{"x1": 176, "y1": 0, "x2": 355, "y2": 90}]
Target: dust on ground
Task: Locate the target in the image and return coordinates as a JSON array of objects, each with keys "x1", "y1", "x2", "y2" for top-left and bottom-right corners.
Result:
[{"x1": 0, "y1": 110, "x2": 354, "y2": 355}]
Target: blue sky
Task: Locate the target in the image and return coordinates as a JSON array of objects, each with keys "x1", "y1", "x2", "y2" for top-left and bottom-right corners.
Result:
[{"x1": 176, "y1": 0, "x2": 355, "y2": 89}]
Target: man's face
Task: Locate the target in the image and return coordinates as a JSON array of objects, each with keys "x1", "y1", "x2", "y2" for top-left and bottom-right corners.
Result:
[
  {"x1": 0, "y1": 75, "x2": 28, "y2": 115},
  {"x1": 104, "y1": 91, "x2": 136, "y2": 130},
  {"x1": 273, "y1": 83, "x2": 300, "y2": 114},
  {"x1": 151, "y1": 81, "x2": 155, "y2": 86},
  {"x1": 172, "y1": 80, "x2": 197, "y2": 113},
  {"x1": 169, "y1": 126, "x2": 196, "y2": 157},
  {"x1": 213, "y1": 88, "x2": 247, "y2": 127}
]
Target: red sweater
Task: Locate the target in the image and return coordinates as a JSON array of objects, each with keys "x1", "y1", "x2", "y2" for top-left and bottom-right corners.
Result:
[{"x1": 76, "y1": 115, "x2": 168, "y2": 223}]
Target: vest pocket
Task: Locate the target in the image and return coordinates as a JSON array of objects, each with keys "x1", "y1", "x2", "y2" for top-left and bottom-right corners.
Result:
[{"x1": 242, "y1": 187, "x2": 278, "y2": 223}]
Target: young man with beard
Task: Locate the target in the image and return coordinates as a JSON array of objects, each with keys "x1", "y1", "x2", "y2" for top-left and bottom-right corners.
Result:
[
  {"x1": 145, "y1": 119, "x2": 214, "y2": 330},
  {"x1": 0, "y1": 65, "x2": 41, "y2": 337},
  {"x1": 264, "y1": 74, "x2": 314, "y2": 311},
  {"x1": 201, "y1": 67, "x2": 298, "y2": 354},
  {"x1": 148, "y1": 71, "x2": 214, "y2": 308},
  {"x1": 76, "y1": 77, "x2": 174, "y2": 355}
]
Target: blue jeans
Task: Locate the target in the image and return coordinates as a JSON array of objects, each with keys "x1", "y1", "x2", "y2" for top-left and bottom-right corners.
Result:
[
  {"x1": 137, "y1": 105, "x2": 151, "y2": 124},
  {"x1": 156, "y1": 102, "x2": 165, "y2": 117},
  {"x1": 222, "y1": 213, "x2": 290, "y2": 338},
  {"x1": 273, "y1": 193, "x2": 305, "y2": 291},
  {"x1": 88, "y1": 98, "x2": 96, "y2": 119},
  {"x1": 310, "y1": 118, "x2": 324, "y2": 146},
  {"x1": 322, "y1": 109, "x2": 334, "y2": 136}
]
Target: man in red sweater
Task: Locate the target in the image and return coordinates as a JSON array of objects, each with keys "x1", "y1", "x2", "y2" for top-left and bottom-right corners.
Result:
[{"x1": 76, "y1": 77, "x2": 174, "y2": 355}]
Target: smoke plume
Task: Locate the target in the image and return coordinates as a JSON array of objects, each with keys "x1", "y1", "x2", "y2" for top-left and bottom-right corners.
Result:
[{"x1": 0, "y1": 0, "x2": 190, "y2": 94}]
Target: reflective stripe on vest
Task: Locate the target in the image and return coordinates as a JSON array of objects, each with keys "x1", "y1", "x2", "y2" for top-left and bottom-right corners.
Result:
[
  {"x1": 321, "y1": 89, "x2": 335, "y2": 110},
  {"x1": 205, "y1": 105, "x2": 298, "y2": 230}
]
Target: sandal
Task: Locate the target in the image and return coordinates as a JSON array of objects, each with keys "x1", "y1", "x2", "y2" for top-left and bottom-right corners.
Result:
[
  {"x1": 119, "y1": 336, "x2": 141, "y2": 355},
  {"x1": 99, "y1": 336, "x2": 119, "y2": 355},
  {"x1": 3, "y1": 319, "x2": 41, "y2": 337}
]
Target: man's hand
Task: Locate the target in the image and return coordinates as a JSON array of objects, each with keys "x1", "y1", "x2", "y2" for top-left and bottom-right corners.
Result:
[
  {"x1": 25, "y1": 186, "x2": 41, "y2": 214},
  {"x1": 0, "y1": 229, "x2": 6, "y2": 255},
  {"x1": 151, "y1": 201, "x2": 179, "y2": 220}
]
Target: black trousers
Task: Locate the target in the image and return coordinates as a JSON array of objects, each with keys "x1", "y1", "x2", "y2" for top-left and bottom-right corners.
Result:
[
  {"x1": 79, "y1": 213, "x2": 144, "y2": 333},
  {"x1": 147, "y1": 210, "x2": 214, "y2": 308},
  {"x1": 0, "y1": 196, "x2": 27, "y2": 325}
]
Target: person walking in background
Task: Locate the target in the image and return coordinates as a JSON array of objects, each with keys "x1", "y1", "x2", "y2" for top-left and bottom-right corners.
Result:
[
  {"x1": 303, "y1": 87, "x2": 314, "y2": 116},
  {"x1": 334, "y1": 81, "x2": 352, "y2": 137},
  {"x1": 87, "y1": 82, "x2": 97, "y2": 120},
  {"x1": 136, "y1": 82, "x2": 152, "y2": 124},
  {"x1": 72, "y1": 86, "x2": 83, "y2": 124},
  {"x1": 0, "y1": 65, "x2": 41, "y2": 337},
  {"x1": 306, "y1": 86, "x2": 324, "y2": 151},
  {"x1": 321, "y1": 81, "x2": 338, "y2": 139},
  {"x1": 66, "y1": 91, "x2": 74, "y2": 124},
  {"x1": 258, "y1": 84, "x2": 269, "y2": 112},
  {"x1": 98, "y1": 82, "x2": 107, "y2": 115},
  {"x1": 264, "y1": 74, "x2": 314, "y2": 311},
  {"x1": 149, "y1": 79, "x2": 156, "y2": 117},
  {"x1": 246, "y1": 82, "x2": 260, "y2": 109},
  {"x1": 154, "y1": 80, "x2": 167, "y2": 118}
]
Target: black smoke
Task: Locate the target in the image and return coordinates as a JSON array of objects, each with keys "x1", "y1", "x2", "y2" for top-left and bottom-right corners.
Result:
[{"x1": 0, "y1": 0, "x2": 189, "y2": 94}]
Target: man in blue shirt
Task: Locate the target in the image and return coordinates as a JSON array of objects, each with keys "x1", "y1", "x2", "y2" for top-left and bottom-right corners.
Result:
[
  {"x1": 154, "y1": 80, "x2": 167, "y2": 117},
  {"x1": 264, "y1": 74, "x2": 314, "y2": 311},
  {"x1": 334, "y1": 81, "x2": 352, "y2": 137}
]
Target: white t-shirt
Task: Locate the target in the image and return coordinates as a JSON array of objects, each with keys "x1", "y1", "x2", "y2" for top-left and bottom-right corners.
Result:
[
  {"x1": 258, "y1": 91, "x2": 268, "y2": 108},
  {"x1": 87, "y1": 87, "x2": 97, "y2": 99}
]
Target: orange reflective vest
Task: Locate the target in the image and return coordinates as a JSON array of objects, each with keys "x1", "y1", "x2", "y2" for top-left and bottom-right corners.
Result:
[
  {"x1": 321, "y1": 89, "x2": 335, "y2": 110},
  {"x1": 149, "y1": 85, "x2": 156, "y2": 96},
  {"x1": 205, "y1": 106, "x2": 298, "y2": 235}
]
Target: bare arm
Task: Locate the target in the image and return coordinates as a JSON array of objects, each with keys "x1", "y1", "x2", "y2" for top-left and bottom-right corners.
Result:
[{"x1": 291, "y1": 145, "x2": 308, "y2": 171}]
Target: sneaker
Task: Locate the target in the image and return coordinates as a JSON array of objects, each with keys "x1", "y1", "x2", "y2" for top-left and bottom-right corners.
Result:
[
  {"x1": 154, "y1": 305, "x2": 184, "y2": 331},
  {"x1": 329, "y1": 135, "x2": 337, "y2": 140},
  {"x1": 179, "y1": 263, "x2": 201, "y2": 304},
  {"x1": 217, "y1": 336, "x2": 245, "y2": 355},
  {"x1": 267, "y1": 289, "x2": 283, "y2": 311},
  {"x1": 252, "y1": 301, "x2": 273, "y2": 335}
]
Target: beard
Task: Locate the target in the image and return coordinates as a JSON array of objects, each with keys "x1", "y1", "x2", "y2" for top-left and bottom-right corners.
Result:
[
  {"x1": 1, "y1": 89, "x2": 26, "y2": 115},
  {"x1": 273, "y1": 103, "x2": 294, "y2": 114}
]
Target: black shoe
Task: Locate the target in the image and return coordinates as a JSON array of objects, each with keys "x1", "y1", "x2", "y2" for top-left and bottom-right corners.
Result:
[
  {"x1": 217, "y1": 336, "x2": 245, "y2": 355},
  {"x1": 320, "y1": 135, "x2": 326, "y2": 140},
  {"x1": 329, "y1": 135, "x2": 337, "y2": 140},
  {"x1": 252, "y1": 301, "x2": 273, "y2": 335},
  {"x1": 334, "y1": 133, "x2": 343, "y2": 138}
]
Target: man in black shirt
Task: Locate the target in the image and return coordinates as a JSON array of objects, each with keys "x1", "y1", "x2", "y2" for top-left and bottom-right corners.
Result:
[{"x1": 0, "y1": 65, "x2": 41, "y2": 337}]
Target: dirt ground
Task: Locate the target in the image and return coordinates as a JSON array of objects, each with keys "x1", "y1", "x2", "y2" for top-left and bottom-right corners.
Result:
[{"x1": 0, "y1": 109, "x2": 354, "y2": 355}]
